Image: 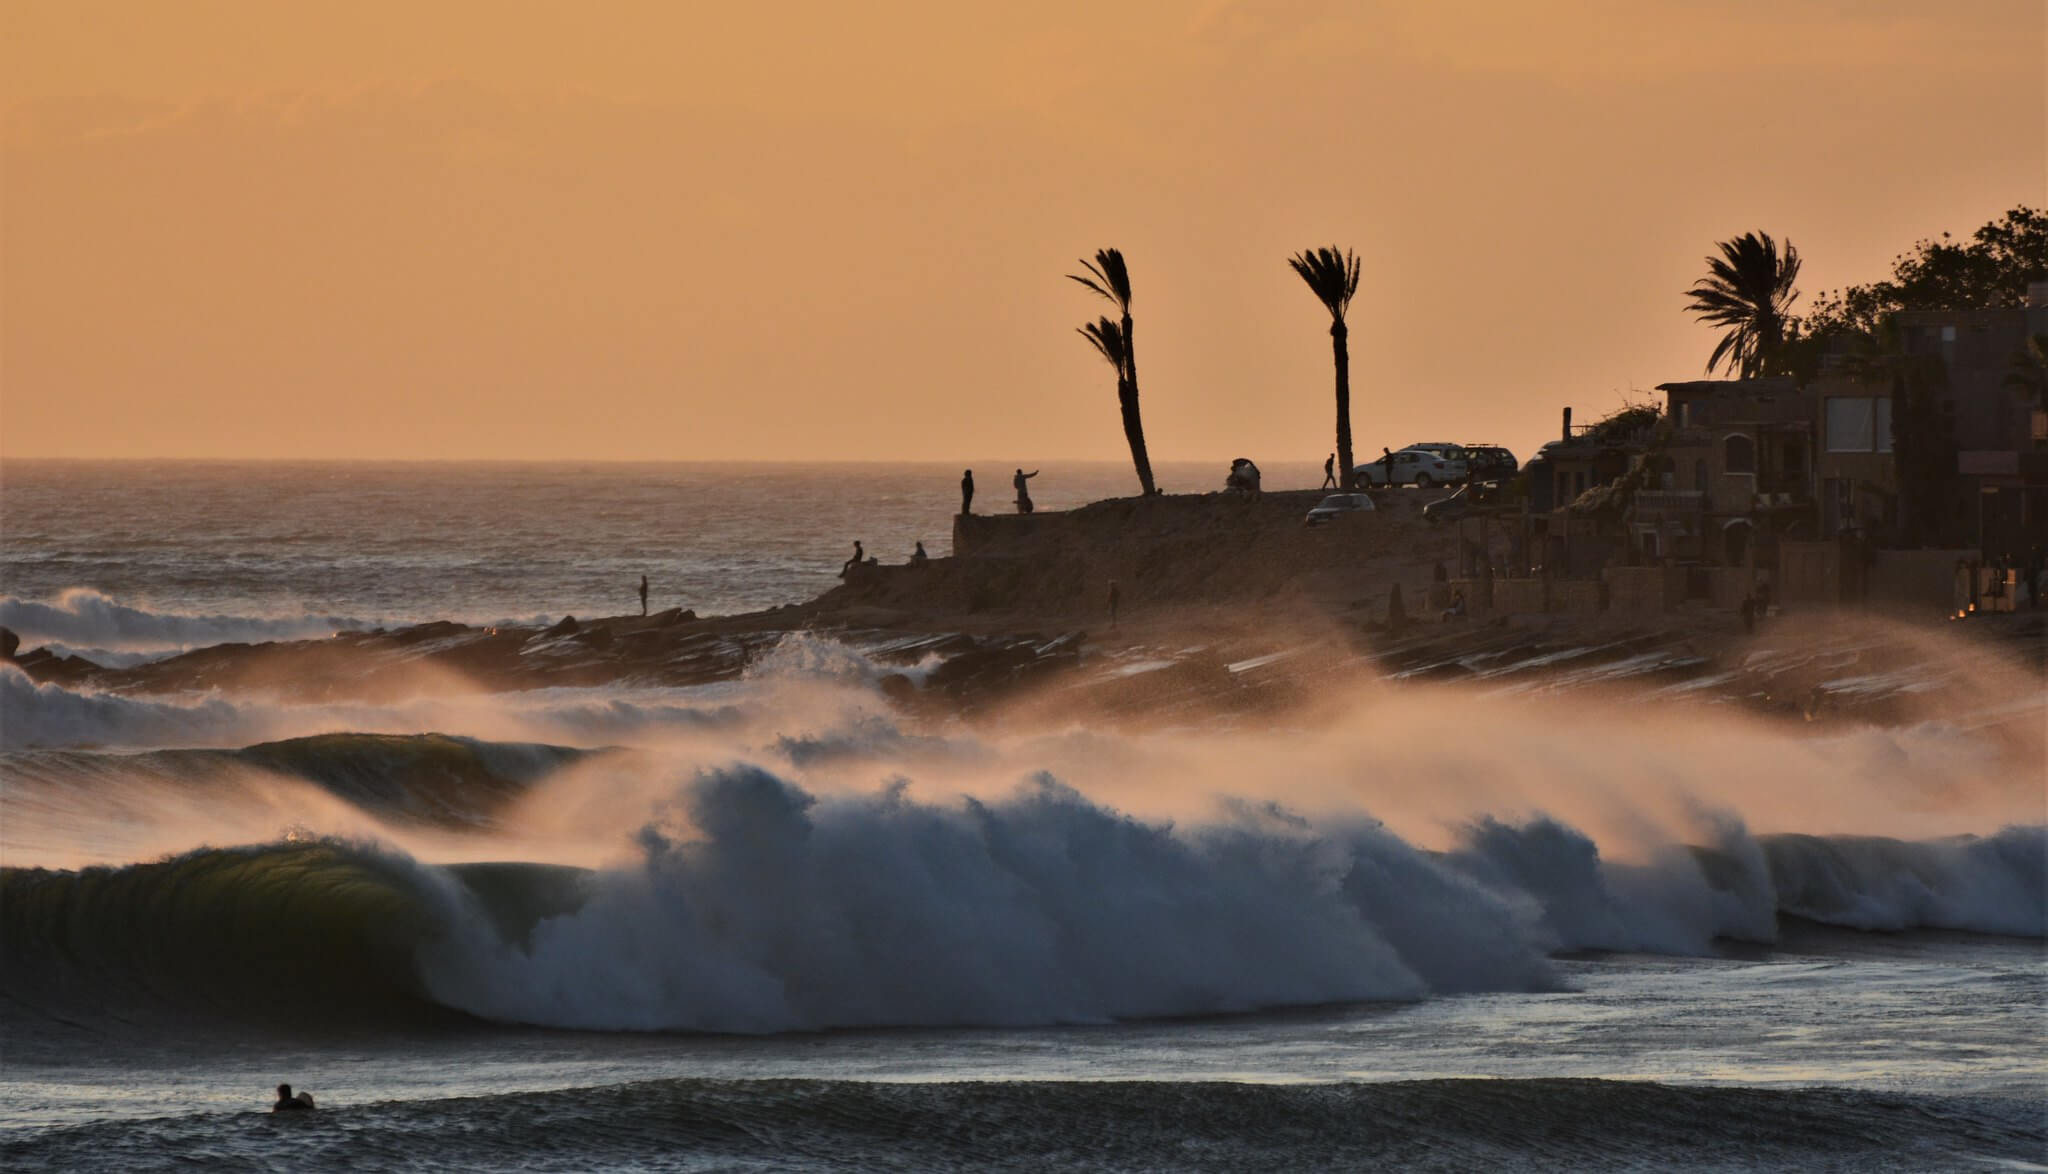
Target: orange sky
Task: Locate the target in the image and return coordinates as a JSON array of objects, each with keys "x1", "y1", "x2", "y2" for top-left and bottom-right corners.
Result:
[{"x1": 2, "y1": 0, "x2": 2042, "y2": 464}]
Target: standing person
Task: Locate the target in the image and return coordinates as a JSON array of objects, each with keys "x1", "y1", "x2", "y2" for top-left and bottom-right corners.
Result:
[
  {"x1": 960, "y1": 469, "x2": 975, "y2": 515},
  {"x1": 1013, "y1": 468, "x2": 1039, "y2": 515},
  {"x1": 841, "y1": 541, "x2": 864, "y2": 578},
  {"x1": 638, "y1": 575, "x2": 648, "y2": 616},
  {"x1": 911, "y1": 541, "x2": 929, "y2": 565},
  {"x1": 1321, "y1": 454, "x2": 1337, "y2": 489},
  {"x1": 1108, "y1": 578, "x2": 1122, "y2": 628}
]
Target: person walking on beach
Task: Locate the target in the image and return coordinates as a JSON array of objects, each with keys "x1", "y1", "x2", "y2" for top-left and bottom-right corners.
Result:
[
  {"x1": 841, "y1": 541, "x2": 864, "y2": 578},
  {"x1": 961, "y1": 469, "x2": 975, "y2": 515},
  {"x1": 1013, "y1": 469, "x2": 1038, "y2": 515},
  {"x1": 638, "y1": 575, "x2": 648, "y2": 616},
  {"x1": 1322, "y1": 454, "x2": 1337, "y2": 489},
  {"x1": 1108, "y1": 578, "x2": 1122, "y2": 628}
]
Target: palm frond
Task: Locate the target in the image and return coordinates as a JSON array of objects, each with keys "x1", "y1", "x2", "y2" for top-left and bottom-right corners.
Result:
[
  {"x1": 1068, "y1": 248, "x2": 1133, "y2": 312},
  {"x1": 1288, "y1": 246, "x2": 1361, "y2": 320},
  {"x1": 1683, "y1": 231, "x2": 1801, "y2": 376},
  {"x1": 1077, "y1": 317, "x2": 1126, "y2": 369}
]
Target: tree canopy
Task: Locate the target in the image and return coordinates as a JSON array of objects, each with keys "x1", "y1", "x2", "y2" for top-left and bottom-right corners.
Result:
[{"x1": 1801, "y1": 206, "x2": 2047, "y2": 343}]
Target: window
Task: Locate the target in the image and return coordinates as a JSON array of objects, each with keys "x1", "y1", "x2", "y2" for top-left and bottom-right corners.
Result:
[
  {"x1": 1827, "y1": 396, "x2": 1892, "y2": 453},
  {"x1": 1724, "y1": 434, "x2": 1754, "y2": 474}
]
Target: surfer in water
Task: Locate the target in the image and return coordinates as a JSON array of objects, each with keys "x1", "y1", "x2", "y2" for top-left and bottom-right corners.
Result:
[{"x1": 273, "y1": 1083, "x2": 316, "y2": 1112}]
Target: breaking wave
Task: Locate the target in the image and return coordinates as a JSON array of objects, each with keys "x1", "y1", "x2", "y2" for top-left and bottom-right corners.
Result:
[
  {"x1": 0, "y1": 589, "x2": 374, "y2": 653},
  {"x1": 5, "y1": 757, "x2": 2039, "y2": 1039},
  {"x1": 0, "y1": 664, "x2": 747, "y2": 751}
]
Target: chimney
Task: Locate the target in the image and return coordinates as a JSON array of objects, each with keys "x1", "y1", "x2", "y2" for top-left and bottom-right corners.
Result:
[{"x1": 1561, "y1": 406, "x2": 1573, "y2": 441}]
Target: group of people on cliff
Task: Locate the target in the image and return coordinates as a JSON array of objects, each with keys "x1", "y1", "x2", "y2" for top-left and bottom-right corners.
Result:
[{"x1": 959, "y1": 468, "x2": 1039, "y2": 516}]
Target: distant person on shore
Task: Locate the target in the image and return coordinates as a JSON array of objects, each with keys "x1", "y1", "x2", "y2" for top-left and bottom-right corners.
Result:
[
  {"x1": 1441, "y1": 589, "x2": 1466, "y2": 622},
  {"x1": 273, "y1": 1083, "x2": 315, "y2": 1112},
  {"x1": 911, "y1": 541, "x2": 929, "y2": 566},
  {"x1": 841, "y1": 541, "x2": 864, "y2": 578},
  {"x1": 1013, "y1": 469, "x2": 1038, "y2": 515},
  {"x1": 638, "y1": 575, "x2": 648, "y2": 616},
  {"x1": 1322, "y1": 454, "x2": 1337, "y2": 489},
  {"x1": 961, "y1": 469, "x2": 975, "y2": 515},
  {"x1": 1108, "y1": 578, "x2": 1122, "y2": 628}
]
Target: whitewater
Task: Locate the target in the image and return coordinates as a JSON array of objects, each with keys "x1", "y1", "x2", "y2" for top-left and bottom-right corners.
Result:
[{"x1": 2, "y1": 460, "x2": 2044, "y2": 1172}]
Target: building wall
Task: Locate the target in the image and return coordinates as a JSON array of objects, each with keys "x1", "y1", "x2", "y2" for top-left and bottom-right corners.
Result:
[{"x1": 1603, "y1": 565, "x2": 1685, "y2": 614}]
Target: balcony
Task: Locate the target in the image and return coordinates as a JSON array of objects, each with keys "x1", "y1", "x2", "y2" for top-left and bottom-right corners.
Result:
[{"x1": 1633, "y1": 490, "x2": 1705, "y2": 512}]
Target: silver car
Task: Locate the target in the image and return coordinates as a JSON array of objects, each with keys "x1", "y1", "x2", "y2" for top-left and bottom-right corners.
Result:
[{"x1": 1305, "y1": 493, "x2": 1378, "y2": 525}]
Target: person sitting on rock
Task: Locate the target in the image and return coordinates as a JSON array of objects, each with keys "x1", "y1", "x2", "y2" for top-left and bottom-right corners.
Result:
[
  {"x1": 840, "y1": 541, "x2": 864, "y2": 578},
  {"x1": 1441, "y1": 589, "x2": 1467, "y2": 622},
  {"x1": 910, "y1": 541, "x2": 929, "y2": 566}
]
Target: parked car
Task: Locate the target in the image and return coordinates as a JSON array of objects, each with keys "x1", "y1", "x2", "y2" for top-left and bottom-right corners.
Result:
[
  {"x1": 1461, "y1": 445, "x2": 1519, "y2": 479},
  {"x1": 1351, "y1": 448, "x2": 1455, "y2": 487},
  {"x1": 1396, "y1": 443, "x2": 1470, "y2": 481},
  {"x1": 1423, "y1": 480, "x2": 1504, "y2": 525},
  {"x1": 1304, "y1": 493, "x2": 1377, "y2": 525}
]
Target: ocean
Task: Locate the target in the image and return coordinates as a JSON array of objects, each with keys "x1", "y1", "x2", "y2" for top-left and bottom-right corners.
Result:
[{"x1": 1, "y1": 460, "x2": 2043, "y2": 1172}]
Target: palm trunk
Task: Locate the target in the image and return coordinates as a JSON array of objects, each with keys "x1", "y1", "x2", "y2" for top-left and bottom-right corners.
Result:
[
  {"x1": 1331, "y1": 320, "x2": 1354, "y2": 487},
  {"x1": 1120, "y1": 312, "x2": 1156, "y2": 495}
]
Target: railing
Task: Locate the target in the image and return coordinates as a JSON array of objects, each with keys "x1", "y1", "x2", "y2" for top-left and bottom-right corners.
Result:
[{"x1": 1632, "y1": 490, "x2": 1705, "y2": 512}]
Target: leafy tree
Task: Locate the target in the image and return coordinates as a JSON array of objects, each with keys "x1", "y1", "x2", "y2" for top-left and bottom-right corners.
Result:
[
  {"x1": 1068, "y1": 249, "x2": 1156, "y2": 496},
  {"x1": 1288, "y1": 246, "x2": 1363, "y2": 485},
  {"x1": 1683, "y1": 232, "x2": 1802, "y2": 378},
  {"x1": 1803, "y1": 206, "x2": 2048, "y2": 344}
]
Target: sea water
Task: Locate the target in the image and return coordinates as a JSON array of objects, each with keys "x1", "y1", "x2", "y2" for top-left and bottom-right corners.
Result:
[{"x1": 1, "y1": 460, "x2": 2043, "y2": 1172}]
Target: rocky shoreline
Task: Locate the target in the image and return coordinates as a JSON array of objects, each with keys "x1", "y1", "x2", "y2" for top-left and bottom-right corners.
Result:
[{"x1": 3, "y1": 489, "x2": 2041, "y2": 737}]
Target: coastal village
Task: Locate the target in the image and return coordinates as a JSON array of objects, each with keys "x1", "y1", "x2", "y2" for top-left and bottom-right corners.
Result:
[{"x1": 4, "y1": 213, "x2": 2043, "y2": 733}]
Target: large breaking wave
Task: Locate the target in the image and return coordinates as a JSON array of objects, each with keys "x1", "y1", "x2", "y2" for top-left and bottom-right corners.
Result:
[{"x1": 4, "y1": 756, "x2": 2040, "y2": 1038}]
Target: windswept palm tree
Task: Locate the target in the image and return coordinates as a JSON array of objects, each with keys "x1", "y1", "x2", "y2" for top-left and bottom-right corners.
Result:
[
  {"x1": 1069, "y1": 248, "x2": 1156, "y2": 495},
  {"x1": 1684, "y1": 232, "x2": 1802, "y2": 378},
  {"x1": 1288, "y1": 246, "x2": 1362, "y2": 485}
]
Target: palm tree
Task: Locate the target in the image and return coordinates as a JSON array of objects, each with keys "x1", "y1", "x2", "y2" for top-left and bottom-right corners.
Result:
[
  {"x1": 1288, "y1": 246, "x2": 1362, "y2": 485},
  {"x1": 1684, "y1": 232, "x2": 1802, "y2": 378},
  {"x1": 1069, "y1": 248, "x2": 1156, "y2": 495}
]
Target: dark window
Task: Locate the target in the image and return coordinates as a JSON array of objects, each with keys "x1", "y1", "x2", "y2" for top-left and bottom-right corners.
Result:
[{"x1": 1724, "y1": 434, "x2": 1754, "y2": 474}]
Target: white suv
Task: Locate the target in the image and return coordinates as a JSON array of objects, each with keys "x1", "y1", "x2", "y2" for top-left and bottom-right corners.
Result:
[{"x1": 1352, "y1": 448, "x2": 1457, "y2": 487}]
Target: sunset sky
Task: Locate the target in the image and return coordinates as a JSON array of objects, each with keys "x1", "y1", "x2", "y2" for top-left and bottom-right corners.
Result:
[{"x1": 2, "y1": 0, "x2": 2042, "y2": 465}]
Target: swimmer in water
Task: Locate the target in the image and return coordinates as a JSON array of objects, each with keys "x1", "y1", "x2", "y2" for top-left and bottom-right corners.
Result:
[{"x1": 273, "y1": 1083, "x2": 316, "y2": 1111}]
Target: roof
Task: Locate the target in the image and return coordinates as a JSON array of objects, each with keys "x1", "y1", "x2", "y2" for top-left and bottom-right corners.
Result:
[{"x1": 1653, "y1": 377, "x2": 1801, "y2": 397}]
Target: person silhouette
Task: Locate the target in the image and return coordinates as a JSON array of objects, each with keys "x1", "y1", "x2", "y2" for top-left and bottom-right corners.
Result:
[
  {"x1": 960, "y1": 469, "x2": 975, "y2": 515},
  {"x1": 1322, "y1": 454, "x2": 1337, "y2": 489},
  {"x1": 638, "y1": 575, "x2": 648, "y2": 616},
  {"x1": 841, "y1": 541, "x2": 864, "y2": 578},
  {"x1": 1013, "y1": 469, "x2": 1039, "y2": 515},
  {"x1": 911, "y1": 541, "x2": 929, "y2": 565},
  {"x1": 273, "y1": 1083, "x2": 315, "y2": 1112}
]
